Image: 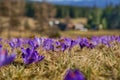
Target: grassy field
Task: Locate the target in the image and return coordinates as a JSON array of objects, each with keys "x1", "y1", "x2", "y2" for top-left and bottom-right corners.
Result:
[
  {"x1": 60, "y1": 30, "x2": 120, "y2": 38},
  {"x1": 1, "y1": 30, "x2": 120, "y2": 38},
  {"x1": 0, "y1": 30, "x2": 120, "y2": 80}
]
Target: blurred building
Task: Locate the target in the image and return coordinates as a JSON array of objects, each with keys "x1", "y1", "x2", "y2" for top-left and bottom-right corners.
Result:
[{"x1": 48, "y1": 18, "x2": 88, "y2": 31}]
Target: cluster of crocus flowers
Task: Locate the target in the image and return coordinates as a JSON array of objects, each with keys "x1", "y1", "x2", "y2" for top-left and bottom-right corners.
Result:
[
  {"x1": 5, "y1": 36, "x2": 120, "y2": 52},
  {"x1": 64, "y1": 69, "x2": 86, "y2": 80},
  {"x1": 0, "y1": 45, "x2": 16, "y2": 67},
  {"x1": 21, "y1": 47, "x2": 44, "y2": 65},
  {"x1": 0, "y1": 36, "x2": 120, "y2": 80}
]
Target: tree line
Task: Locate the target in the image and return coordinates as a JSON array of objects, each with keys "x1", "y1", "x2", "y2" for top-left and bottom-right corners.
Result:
[{"x1": 25, "y1": 2, "x2": 120, "y2": 30}]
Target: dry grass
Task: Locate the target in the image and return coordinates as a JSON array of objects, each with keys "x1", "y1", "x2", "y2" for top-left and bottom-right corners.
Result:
[
  {"x1": 1, "y1": 30, "x2": 120, "y2": 39},
  {"x1": 0, "y1": 30, "x2": 120, "y2": 80},
  {"x1": 0, "y1": 43, "x2": 120, "y2": 80},
  {"x1": 59, "y1": 18, "x2": 87, "y2": 24},
  {"x1": 60, "y1": 30, "x2": 120, "y2": 38}
]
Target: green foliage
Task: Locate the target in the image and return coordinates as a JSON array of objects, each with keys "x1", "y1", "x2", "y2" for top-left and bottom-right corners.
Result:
[
  {"x1": 102, "y1": 18, "x2": 107, "y2": 29},
  {"x1": 24, "y1": 2, "x2": 120, "y2": 30},
  {"x1": 25, "y1": 3, "x2": 35, "y2": 17},
  {"x1": 87, "y1": 7, "x2": 103, "y2": 30},
  {"x1": 55, "y1": 5, "x2": 92, "y2": 18},
  {"x1": 107, "y1": 5, "x2": 120, "y2": 29}
]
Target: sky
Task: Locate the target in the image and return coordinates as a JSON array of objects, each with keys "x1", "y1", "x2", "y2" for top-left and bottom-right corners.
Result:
[{"x1": 31, "y1": 0, "x2": 120, "y2": 8}]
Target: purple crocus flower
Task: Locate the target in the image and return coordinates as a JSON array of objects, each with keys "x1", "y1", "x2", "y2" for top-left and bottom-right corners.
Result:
[
  {"x1": 78, "y1": 38, "x2": 95, "y2": 49},
  {"x1": 54, "y1": 38, "x2": 77, "y2": 52},
  {"x1": 9, "y1": 41, "x2": 16, "y2": 49},
  {"x1": 91, "y1": 36, "x2": 99, "y2": 46},
  {"x1": 28, "y1": 40, "x2": 39, "y2": 49},
  {"x1": 117, "y1": 36, "x2": 120, "y2": 42},
  {"x1": 53, "y1": 41, "x2": 61, "y2": 51},
  {"x1": 21, "y1": 48, "x2": 44, "y2": 65},
  {"x1": 69, "y1": 40, "x2": 78, "y2": 49},
  {"x1": 64, "y1": 69, "x2": 86, "y2": 80},
  {"x1": 43, "y1": 39, "x2": 54, "y2": 51},
  {"x1": 28, "y1": 37, "x2": 45, "y2": 50},
  {"x1": 54, "y1": 41, "x2": 68, "y2": 52},
  {"x1": 34, "y1": 37, "x2": 43, "y2": 46},
  {"x1": 9, "y1": 38, "x2": 21, "y2": 49},
  {"x1": 63, "y1": 38, "x2": 77, "y2": 50},
  {"x1": 0, "y1": 46, "x2": 16, "y2": 67},
  {"x1": 61, "y1": 43, "x2": 68, "y2": 52},
  {"x1": 79, "y1": 38, "x2": 89, "y2": 49}
]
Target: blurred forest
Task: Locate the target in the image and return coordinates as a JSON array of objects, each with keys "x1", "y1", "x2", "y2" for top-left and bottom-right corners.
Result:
[
  {"x1": 0, "y1": 0, "x2": 120, "y2": 38},
  {"x1": 25, "y1": 1, "x2": 120, "y2": 30}
]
